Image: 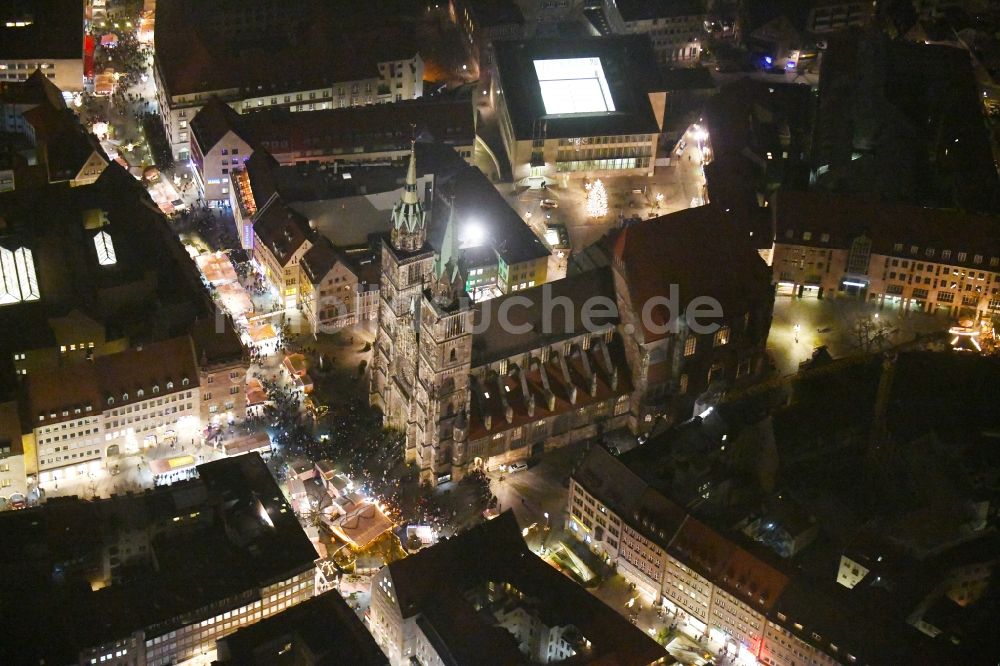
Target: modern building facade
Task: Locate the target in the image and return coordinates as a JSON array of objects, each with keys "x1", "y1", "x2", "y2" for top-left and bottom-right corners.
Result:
[{"x1": 489, "y1": 36, "x2": 665, "y2": 186}]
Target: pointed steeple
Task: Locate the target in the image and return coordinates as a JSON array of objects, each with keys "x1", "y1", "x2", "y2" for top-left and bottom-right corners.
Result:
[
  {"x1": 436, "y1": 196, "x2": 460, "y2": 279},
  {"x1": 403, "y1": 140, "x2": 419, "y2": 205},
  {"x1": 390, "y1": 141, "x2": 427, "y2": 252}
]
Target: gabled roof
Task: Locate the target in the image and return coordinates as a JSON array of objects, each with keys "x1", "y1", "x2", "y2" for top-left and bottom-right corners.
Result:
[
  {"x1": 0, "y1": 69, "x2": 67, "y2": 109},
  {"x1": 773, "y1": 189, "x2": 1000, "y2": 268},
  {"x1": 610, "y1": 205, "x2": 773, "y2": 342},
  {"x1": 190, "y1": 97, "x2": 250, "y2": 154},
  {"x1": 471, "y1": 267, "x2": 617, "y2": 366},
  {"x1": 435, "y1": 165, "x2": 549, "y2": 266},
  {"x1": 253, "y1": 200, "x2": 312, "y2": 267},
  {"x1": 241, "y1": 98, "x2": 474, "y2": 157},
  {"x1": 300, "y1": 234, "x2": 355, "y2": 285}
]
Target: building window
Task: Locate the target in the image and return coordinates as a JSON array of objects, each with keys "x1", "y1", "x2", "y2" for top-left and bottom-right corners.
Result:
[
  {"x1": 684, "y1": 337, "x2": 697, "y2": 356},
  {"x1": 714, "y1": 326, "x2": 730, "y2": 347}
]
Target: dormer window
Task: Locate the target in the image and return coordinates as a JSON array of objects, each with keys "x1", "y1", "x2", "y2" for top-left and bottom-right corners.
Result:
[
  {"x1": 122, "y1": 393, "x2": 129, "y2": 401},
  {"x1": 94, "y1": 231, "x2": 117, "y2": 266},
  {"x1": 182, "y1": 377, "x2": 189, "y2": 386},
  {"x1": 152, "y1": 385, "x2": 159, "y2": 394},
  {"x1": 166, "y1": 381, "x2": 174, "y2": 389},
  {"x1": 108, "y1": 396, "x2": 115, "y2": 405},
  {"x1": 137, "y1": 389, "x2": 144, "y2": 398}
]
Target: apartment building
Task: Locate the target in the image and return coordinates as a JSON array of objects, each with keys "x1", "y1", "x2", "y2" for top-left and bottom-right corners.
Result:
[
  {"x1": 192, "y1": 317, "x2": 250, "y2": 427},
  {"x1": 0, "y1": 454, "x2": 319, "y2": 666},
  {"x1": 299, "y1": 236, "x2": 380, "y2": 335},
  {"x1": 189, "y1": 98, "x2": 255, "y2": 202},
  {"x1": 0, "y1": 0, "x2": 84, "y2": 92},
  {"x1": 0, "y1": 398, "x2": 27, "y2": 503},
  {"x1": 771, "y1": 190, "x2": 1000, "y2": 320},
  {"x1": 153, "y1": 0, "x2": 424, "y2": 160},
  {"x1": 251, "y1": 200, "x2": 314, "y2": 308},
  {"x1": 25, "y1": 337, "x2": 202, "y2": 485},
  {"x1": 607, "y1": 0, "x2": 707, "y2": 64},
  {"x1": 568, "y1": 445, "x2": 850, "y2": 666}
]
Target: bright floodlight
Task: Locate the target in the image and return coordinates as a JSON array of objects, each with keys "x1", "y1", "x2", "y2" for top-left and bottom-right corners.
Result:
[
  {"x1": 533, "y1": 58, "x2": 615, "y2": 115},
  {"x1": 691, "y1": 129, "x2": 709, "y2": 142},
  {"x1": 462, "y1": 220, "x2": 487, "y2": 248}
]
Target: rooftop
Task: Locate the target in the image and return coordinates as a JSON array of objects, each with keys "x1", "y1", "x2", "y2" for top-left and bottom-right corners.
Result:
[
  {"x1": 609, "y1": 205, "x2": 774, "y2": 342},
  {"x1": 0, "y1": 453, "x2": 317, "y2": 665},
  {"x1": 154, "y1": 1, "x2": 420, "y2": 98},
  {"x1": 386, "y1": 511, "x2": 665, "y2": 665},
  {"x1": 773, "y1": 189, "x2": 1000, "y2": 268},
  {"x1": 814, "y1": 30, "x2": 1000, "y2": 212},
  {"x1": 215, "y1": 591, "x2": 388, "y2": 665},
  {"x1": 0, "y1": 0, "x2": 84, "y2": 61},
  {"x1": 493, "y1": 35, "x2": 663, "y2": 140},
  {"x1": 434, "y1": 164, "x2": 550, "y2": 266},
  {"x1": 615, "y1": 0, "x2": 708, "y2": 22},
  {"x1": 471, "y1": 267, "x2": 617, "y2": 366},
  {"x1": 239, "y1": 97, "x2": 475, "y2": 158}
]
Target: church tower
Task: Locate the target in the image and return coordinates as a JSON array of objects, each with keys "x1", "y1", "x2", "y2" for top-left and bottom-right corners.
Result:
[
  {"x1": 414, "y1": 200, "x2": 473, "y2": 485},
  {"x1": 371, "y1": 142, "x2": 437, "y2": 456},
  {"x1": 390, "y1": 141, "x2": 427, "y2": 252}
]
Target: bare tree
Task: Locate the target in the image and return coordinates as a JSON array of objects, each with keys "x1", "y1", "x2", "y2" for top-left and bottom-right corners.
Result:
[{"x1": 849, "y1": 315, "x2": 896, "y2": 354}]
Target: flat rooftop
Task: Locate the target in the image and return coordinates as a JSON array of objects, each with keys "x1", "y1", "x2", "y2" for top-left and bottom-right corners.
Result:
[
  {"x1": 493, "y1": 35, "x2": 663, "y2": 140},
  {"x1": 0, "y1": 454, "x2": 317, "y2": 665}
]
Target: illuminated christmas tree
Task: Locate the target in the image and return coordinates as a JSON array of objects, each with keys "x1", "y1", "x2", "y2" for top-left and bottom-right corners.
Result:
[{"x1": 586, "y1": 178, "x2": 608, "y2": 218}]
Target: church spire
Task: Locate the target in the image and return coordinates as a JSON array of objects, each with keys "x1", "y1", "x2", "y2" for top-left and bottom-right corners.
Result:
[
  {"x1": 403, "y1": 140, "x2": 419, "y2": 206},
  {"x1": 436, "y1": 195, "x2": 459, "y2": 279},
  {"x1": 390, "y1": 140, "x2": 427, "y2": 252}
]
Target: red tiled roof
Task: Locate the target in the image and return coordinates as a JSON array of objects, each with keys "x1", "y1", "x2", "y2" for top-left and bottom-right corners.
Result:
[
  {"x1": 468, "y1": 337, "x2": 631, "y2": 442},
  {"x1": 611, "y1": 206, "x2": 773, "y2": 342},
  {"x1": 773, "y1": 189, "x2": 1000, "y2": 266}
]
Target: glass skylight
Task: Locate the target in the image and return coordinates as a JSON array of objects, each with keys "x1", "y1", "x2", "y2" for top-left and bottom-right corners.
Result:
[
  {"x1": 94, "y1": 230, "x2": 117, "y2": 266},
  {"x1": 0, "y1": 246, "x2": 40, "y2": 305},
  {"x1": 533, "y1": 58, "x2": 616, "y2": 115}
]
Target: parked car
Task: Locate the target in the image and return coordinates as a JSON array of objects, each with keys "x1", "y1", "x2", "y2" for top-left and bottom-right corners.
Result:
[
  {"x1": 540, "y1": 199, "x2": 559, "y2": 209},
  {"x1": 508, "y1": 461, "x2": 529, "y2": 473}
]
